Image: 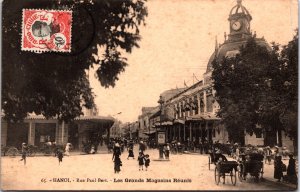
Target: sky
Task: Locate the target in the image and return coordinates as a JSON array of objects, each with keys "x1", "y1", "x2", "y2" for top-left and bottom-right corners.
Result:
[{"x1": 89, "y1": 0, "x2": 298, "y2": 123}]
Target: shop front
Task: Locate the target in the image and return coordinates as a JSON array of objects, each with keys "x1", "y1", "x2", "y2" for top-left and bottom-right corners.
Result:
[{"x1": 1, "y1": 115, "x2": 114, "y2": 151}]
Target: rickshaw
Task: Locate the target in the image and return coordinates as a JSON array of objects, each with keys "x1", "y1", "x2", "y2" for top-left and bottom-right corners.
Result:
[{"x1": 215, "y1": 160, "x2": 239, "y2": 185}]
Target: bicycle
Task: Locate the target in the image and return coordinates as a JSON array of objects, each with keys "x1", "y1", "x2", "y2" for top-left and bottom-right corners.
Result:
[{"x1": 3, "y1": 145, "x2": 37, "y2": 157}]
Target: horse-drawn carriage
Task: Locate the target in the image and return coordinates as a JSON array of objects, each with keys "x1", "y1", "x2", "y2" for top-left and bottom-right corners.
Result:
[
  {"x1": 237, "y1": 153, "x2": 264, "y2": 182},
  {"x1": 215, "y1": 161, "x2": 239, "y2": 185}
]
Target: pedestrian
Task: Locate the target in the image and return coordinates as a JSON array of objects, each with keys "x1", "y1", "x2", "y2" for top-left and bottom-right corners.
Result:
[
  {"x1": 112, "y1": 143, "x2": 122, "y2": 174},
  {"x1": 57, "y1": 149, "x2": 64, "y2": 165},
  {"x1": 139, "y1": 141, "x2": 146, "y2": 155},
  {"x1": 164, "y1": 143, "x2": 170, "y2": 159},
  {"x1": 274, "y1": 155, "x2": 284, "y2": 182},
  {"x1": 265, "y1": 146, "x2": 272, "y2": 164},
  {"x1": 287, "y1": 154, "x2": 297, "y2": 184},
  {"x1": 137, "y1": 152, "x2": 144, "y2": 171},
  {"x1": 199, "y1": 140, "x2": 203, "y2": 154},
  {"x1": 20, "y1": 143, "x2": 27, "y2": 165},
  {"x1": 144, "y1": 154, "x2": 150, "y2": 171},
  {"x1": 65, "y1": 142, "x2": 72, "y2": 156},
  {"x1": 90, "y1": 145, "x2": 96, "y2": 154},
  {"x1": 112, "y1": 143, "x2": 121, "y2": 159},
  {"x1": 113, "y1": 156, "x2": 122, "y2": 174},
  {"x1": 127, "y1": 144, "x2": 135, "y2": 160},
  {"x1": 274, "y1": 146, "x2": 280, "y2": 156}
]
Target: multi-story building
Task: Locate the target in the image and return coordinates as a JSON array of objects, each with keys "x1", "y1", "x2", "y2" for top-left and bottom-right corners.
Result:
[{"x1": 149, "y1": 0, "x2": 294, "y2": 151}]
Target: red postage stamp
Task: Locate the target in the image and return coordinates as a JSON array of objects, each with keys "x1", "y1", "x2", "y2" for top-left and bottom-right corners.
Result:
[{"x1": 21, "y1": 9, "x2": 72, "y2": 53}]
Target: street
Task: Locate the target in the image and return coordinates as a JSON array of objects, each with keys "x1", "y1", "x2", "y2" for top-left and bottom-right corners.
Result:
[{"x1": 1, "y1": 146, "x2": 296, "y2": 190}]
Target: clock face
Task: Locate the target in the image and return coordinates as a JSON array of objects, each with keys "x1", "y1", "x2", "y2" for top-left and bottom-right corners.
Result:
[{"x1": 232, "y1": 21, "x2": 242, "y2": 31}]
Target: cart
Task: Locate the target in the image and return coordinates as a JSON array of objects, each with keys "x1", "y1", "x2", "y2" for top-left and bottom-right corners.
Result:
[{"x1": 215, "y1": 161, "x2": 239, "y2": 185}]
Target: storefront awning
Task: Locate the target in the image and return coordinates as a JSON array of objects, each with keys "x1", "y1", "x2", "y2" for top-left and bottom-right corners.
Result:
[
  {"x1": 174, "y1": 119, "x2": 185, "y2": 124},
  {"x1": 23, "y1": 114, "x2": 115, "y2": 124},
  {"x1": 153, "y1": 121, "x2": 173, "y2": 127},
  {"x1": 186, "y1": 113, "x2": 221, "y2": 121},
  {"x1": 143, "y1": 130, "x2": 156, "y2": 135},
  {"x1": 75, "y1": 116, "x2": 115, "y2": 124}
]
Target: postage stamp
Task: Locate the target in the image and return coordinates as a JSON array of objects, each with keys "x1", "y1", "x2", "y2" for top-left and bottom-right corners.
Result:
[{"x1": 21, "y1": 9, "x2": 72, "y2": 53}]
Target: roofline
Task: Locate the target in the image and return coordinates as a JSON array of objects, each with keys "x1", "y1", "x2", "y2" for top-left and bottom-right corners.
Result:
[{"x1": 165, "y1": 80, "x2": 203, "y2": 103}]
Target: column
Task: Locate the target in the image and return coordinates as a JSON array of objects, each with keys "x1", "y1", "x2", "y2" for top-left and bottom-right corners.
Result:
[
  {"x1": 203, "y1": 90, "x2": 207, "y2": 112},
  {"x1": 205, "y1": 122, "x2": 208, "y2": 141},
  {"x1": 200, "y1": 123, "x2": 202, "y2": 142},
  {"x1": 197, "y1": 93, "x2": 200, "y2": 114},
  {"x1": 1, "y1": 121, "x2": 8, "y2": 146},
  {"x1": 179, "y1": 124, "x2": 181, "y2": 141},
  {"x1": 107, "y1": 124, "x2": 110, "y2": 144},
  {"x1": 61, "y1": 121, "x2": 65, "y2": 144},
  {"x1": 28, "y1": 121, "x2": 35, "y2": 145},
  {"x1": 189, "y1": 122, "x2": 192, "y2": 141},
  {"x1": 183, "y1": 123, "x2": 186, "y2": 141}
]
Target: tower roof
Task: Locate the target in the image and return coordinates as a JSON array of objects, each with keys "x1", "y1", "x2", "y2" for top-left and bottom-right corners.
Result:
[
  {"x1": 206, "y1": 38, "x2": 271, "y2": 73},
  {"x1": 229, "y1": 0, "x2": 252, "y2": 20}
]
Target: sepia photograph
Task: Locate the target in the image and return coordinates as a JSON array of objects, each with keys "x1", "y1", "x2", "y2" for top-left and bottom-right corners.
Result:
[{"x1": 1, "y1": 0, "x2": 299, "y2": 191}]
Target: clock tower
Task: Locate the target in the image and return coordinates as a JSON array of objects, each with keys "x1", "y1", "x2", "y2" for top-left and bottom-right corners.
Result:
[{"x1": 228, "y1": 0, "x2": 252, "y2": 41}]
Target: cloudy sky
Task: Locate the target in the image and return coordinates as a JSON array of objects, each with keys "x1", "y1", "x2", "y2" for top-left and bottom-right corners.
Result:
[{"x1": 89, "y1": 0, "x2": 298, "y2": 123}]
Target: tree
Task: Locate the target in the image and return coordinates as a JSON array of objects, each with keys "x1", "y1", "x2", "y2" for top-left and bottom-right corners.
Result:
[
  {"x1": 2, "y1": 0, "x2": 148, "y2": 122},
  {"x1": 212, "y1": 31, "x2": 298, "y2": 146},
  {"x1": 211, "y1": 36, "x2": 278, "y2": 144},
  {"x1": 260, "y1": 30, "x2": 298, "y2": 148}
]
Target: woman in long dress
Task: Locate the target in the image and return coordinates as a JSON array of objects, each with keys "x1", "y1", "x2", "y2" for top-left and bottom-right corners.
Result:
[
  {"x1": 112, "y1": 143, "x2": 122, "y2": 173},
  {"x1": 65, "y1": 143, "x2": 72, "y2": 156}
]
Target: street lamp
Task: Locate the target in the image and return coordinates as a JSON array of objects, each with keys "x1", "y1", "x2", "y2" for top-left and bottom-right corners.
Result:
[{"x1": 157, "y1": 95, "x2": 165, "y2": 159}]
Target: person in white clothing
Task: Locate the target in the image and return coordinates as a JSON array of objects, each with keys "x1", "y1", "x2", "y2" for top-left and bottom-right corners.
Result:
[{"x1": 65, "y1": 143, "x2": 72, "y2": 156}]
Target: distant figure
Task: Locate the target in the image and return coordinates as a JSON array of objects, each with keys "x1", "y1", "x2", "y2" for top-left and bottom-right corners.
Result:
[
  {"x1": 113, "y1": 156, "x2": 122, "y2": 174},
  {"x1": 144, "y1": 154, "x2": 150, "y2": 171},
  {"x1": 127, "y1": 144, "x2": 134, "y2": 160},
  {"x1": 112, "y1": 143, "x2": 121, "y2": 159},
  {"x1": 215, "y1": 149, "x2": 228, "y2": 162},
  {"x1": 90, "y1": 145, "x2": 96, "y2": 154},
  {"x1": 164, "y1": 143, "x2": 170, "y2": 159},
  {"x1": 20, "y1": 143, "x2": 28, "y2": 165},
  {"x1": 138, "y1": 152, "x2": 144, "y2": 171},
  {"x1": 112, "y1": 143, "x2": 122, "y2": 174},
  {"x1": 65, "y1": 142, "x2": 72, "y2": 156},
  {"x1": 287, "y1": 154, "x2": 297, "y2": 184},
  {"x1": 274, "y1": 156, "x2": 284, "y2": 182},
  {"x1": 57, "y1": 149, "x2": 64, "y2": 165},
  {"x1": 139, "y1": 141, "x2": 146, "y2": 155}
]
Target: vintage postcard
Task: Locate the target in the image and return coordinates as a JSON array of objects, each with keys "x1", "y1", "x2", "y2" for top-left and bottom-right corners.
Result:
[{"x1": 1, "y1": 0, "x2": 298, "y2": 191}]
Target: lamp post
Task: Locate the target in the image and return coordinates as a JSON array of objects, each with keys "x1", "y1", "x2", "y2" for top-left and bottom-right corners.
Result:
[{"x1": 157, "y1": 95, "x2": 165, "y2": 159}]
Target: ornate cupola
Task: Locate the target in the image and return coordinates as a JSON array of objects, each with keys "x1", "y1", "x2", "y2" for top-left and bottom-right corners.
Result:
[{"x1": 228, "y1": 0, "x2": 252, "y2": 41}]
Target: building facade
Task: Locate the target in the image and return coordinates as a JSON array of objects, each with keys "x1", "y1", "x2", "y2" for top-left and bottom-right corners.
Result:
[
  {"x1": 148, "y1": 0, "x2": 294, "y2": 151},
  {"x1": 1, "y1": 108, "x2": 115, "y2": 150}
]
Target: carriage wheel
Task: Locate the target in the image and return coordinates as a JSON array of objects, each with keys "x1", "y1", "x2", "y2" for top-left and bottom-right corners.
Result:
[
  {"x1": 231, "y1": 170, "x2": 237, "y2": 185},
  {"x1": 208, "y1": 157, "x2": 211, "y2": 170},
  {"x1": 7, "y1": 147, "x2": 19, "y2": 157},
  {"x1": 214, "y1": 167, "x2": 220, "y2": 185}
]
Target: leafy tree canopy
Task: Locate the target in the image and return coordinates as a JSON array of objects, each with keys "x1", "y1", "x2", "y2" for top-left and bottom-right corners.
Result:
[
  {"x1": 212, "y1": 31, "x2": 298, "y2": 143},
  {"x1": 2, "y1": 0, "x2": 148, "y2": 122}
]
